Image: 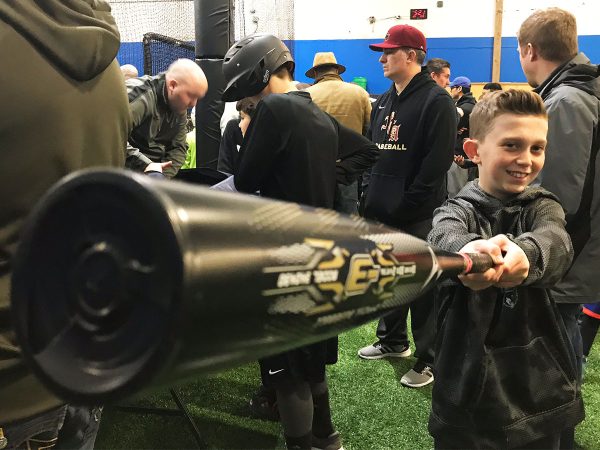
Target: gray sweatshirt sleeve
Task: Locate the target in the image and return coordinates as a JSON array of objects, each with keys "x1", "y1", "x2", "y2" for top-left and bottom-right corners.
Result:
[
  {"x1": 512, "y1": 197, "x2": 574, "y2": 288},
  {"x1": 427, "y1": 200, "x2": 483, "y2": 252}
]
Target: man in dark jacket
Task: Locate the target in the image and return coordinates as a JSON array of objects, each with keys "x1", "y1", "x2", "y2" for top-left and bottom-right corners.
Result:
[
  {"x1": 126, "y1": 58, "x2": 208, "y2": 178},
  {"x1": 518, "y1": 7, "x2": 600, "y2": 448},
  {"x1": 448, "y1": 76, "x2": 477, "y2": 197},
  {"x1": 358, "y1": 25, "x2": 456, "y2": 388},
  {"x1": 0, "y1": 0, "x2": 130, "y2": 447}
]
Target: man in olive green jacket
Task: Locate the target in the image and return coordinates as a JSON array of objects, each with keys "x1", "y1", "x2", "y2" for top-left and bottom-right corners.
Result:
[{"x1": 0, "y1": 0, "x2": 130, "y2": 446}]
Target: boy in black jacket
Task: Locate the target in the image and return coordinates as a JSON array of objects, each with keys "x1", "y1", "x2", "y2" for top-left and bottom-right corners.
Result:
[
  {"x1": 427, "y1": 90, "x2": 583, "y2": 449},
  {"x1": 221, "y1": 34, "x2": 378, "y2": 450}
]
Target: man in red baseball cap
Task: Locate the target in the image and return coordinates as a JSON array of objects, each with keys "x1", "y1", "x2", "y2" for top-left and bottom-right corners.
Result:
[
  {"x1": 358, "y1": 24, "x2": 457, "y2": 389},
  {"x1": 369, "y1": 24, "x2": 427, "y2": 52}
]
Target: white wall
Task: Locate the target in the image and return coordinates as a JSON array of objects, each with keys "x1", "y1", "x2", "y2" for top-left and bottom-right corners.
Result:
[
  {"x1": 502, "y1": 0, "x2": 596, "y2": 37},
  {"x1": 109, "y1": 0, "x2": 600, "y2": 44},
  {"x1": 294, "y1": 0, "x2": 496, "y2": 39}
]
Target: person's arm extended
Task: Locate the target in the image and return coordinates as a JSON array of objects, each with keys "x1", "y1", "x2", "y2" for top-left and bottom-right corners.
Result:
[
  {"x1": 163, "y1": 114, "x2": 189, "y2": 177},
  {"x1": 125, "y1": 145, "x2": 153, "y2": 171},
  {"x1": 403, "y1": 93, "x2": 456, "y2": 206},
  {"x1": 217, "y1": 119, "x2": 242, "y2": 176},
  {"x1": 331, "y1": 116, "x2": 379, "y2": 185},
  {"x1": 234, "y1": 101, "x2": 280, "y2": 193},
  {"x1": 427, "y1": 199, "x2": 482, "y2": 252},
  {"x1": 125, "y1": 94, "x2": 154, "y2": 171},
  {"x1": 510, "y1": 197, "x2": 574, "y2": 287},
  {"x1": 360, "y1": 97, "x2": 380, "y2": 194}
]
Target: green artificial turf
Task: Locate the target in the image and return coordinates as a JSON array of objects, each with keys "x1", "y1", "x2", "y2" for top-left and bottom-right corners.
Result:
[{"x1": 96, "y1": 321, "x2": 600, "y2": 449}]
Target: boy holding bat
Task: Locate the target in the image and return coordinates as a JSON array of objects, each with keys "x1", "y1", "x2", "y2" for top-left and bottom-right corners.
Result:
[{"x1": 427, "y1": 90, "x2": 584, "y2": 449}]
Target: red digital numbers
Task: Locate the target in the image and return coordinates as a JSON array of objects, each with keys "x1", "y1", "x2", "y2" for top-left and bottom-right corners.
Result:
[{"x1": 410, "y1": 9, "x2": 428, "y2": 20}]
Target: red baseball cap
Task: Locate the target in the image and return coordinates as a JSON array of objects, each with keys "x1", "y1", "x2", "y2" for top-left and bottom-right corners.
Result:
[{"x1": 369, "y1": 25, "x2": 427, "y2": 52}]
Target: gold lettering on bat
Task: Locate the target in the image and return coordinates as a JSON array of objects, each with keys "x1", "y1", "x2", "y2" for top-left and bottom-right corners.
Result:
[{"x1": 345, "y1": 254, "x2": 380, "y2": 296}]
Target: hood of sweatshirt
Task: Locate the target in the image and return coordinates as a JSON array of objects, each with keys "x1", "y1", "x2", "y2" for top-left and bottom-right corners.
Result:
[
  {"x1": 535, "y1": 53, "x2": 600, "y2": 101},
  {"x1": 0, "y1": 0, "x2": 120, "y2": 81},
  {"x1": 457, "y1": 91, "x2": 476, "y2": 107}
]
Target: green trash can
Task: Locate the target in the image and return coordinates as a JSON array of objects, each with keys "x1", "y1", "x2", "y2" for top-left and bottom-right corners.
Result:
[{"x1": 352, "y1": 76, "x2": 367, "y2": 91}]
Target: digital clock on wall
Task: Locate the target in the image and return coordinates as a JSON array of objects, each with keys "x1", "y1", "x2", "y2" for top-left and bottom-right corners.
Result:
[{"x1": 410, "y1": 9, "x2": 428, "y2": 20}]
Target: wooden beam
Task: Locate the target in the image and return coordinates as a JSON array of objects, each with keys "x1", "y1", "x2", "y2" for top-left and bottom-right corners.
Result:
[{"x1": 492, "y1": 0, "x2": 504, "y2": 82}]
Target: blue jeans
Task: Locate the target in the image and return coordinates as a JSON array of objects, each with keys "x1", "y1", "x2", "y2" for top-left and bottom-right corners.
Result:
[
  {"x1": 3, "y1": 406, "x2": 66, "y2": 449},
  {"x1": 2, "y1": 405, "x2": 102, "y2": 450},
  {"x1": 55, "y1": 406, "x2": 102, "y2": 450}
]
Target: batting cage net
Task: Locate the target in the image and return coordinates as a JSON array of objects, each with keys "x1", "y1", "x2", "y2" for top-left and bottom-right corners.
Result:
[
  {"x1": 109, "y1": 0, "x2": 195, "y2": 74},
  {"x1": 109, "y1": 0, "x2": 296, "y2": 73},
  {"x1": 143, "y1": 33, "x2": 195, "y2": 75}
]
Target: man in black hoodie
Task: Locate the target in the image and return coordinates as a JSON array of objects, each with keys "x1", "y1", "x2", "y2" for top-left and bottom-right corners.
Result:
[
  {"x1": 518, "y1": 7, "x2": 600, "y2": 448},
  {"x1": 0, "y1": 0, "x2": 130, "y2": 448},
  {"x1": 358, "y1": 25, "x2": 456, "y2": 388}
]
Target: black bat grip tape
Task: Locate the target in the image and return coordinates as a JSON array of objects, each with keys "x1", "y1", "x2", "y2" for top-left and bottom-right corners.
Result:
[{"x1": 461, "y1": 253, "x2": 495, "y2": 274}]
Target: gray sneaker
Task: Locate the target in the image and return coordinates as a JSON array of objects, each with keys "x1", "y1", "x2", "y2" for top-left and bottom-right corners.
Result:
[
  {"x1": 400, "y1": 361, "x2": 434, "y2": 388},
  {"x1": 357, "y1": 342, "x2": 411, "y2": 360}
]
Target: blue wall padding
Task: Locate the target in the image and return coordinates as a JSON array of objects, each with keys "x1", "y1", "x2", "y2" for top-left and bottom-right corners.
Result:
[{"x1": 117, "y1": 36, "x2": 600, "y2": 95}]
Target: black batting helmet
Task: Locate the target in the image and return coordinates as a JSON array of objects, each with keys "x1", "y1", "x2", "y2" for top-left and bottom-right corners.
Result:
[{"x1": 222, "y1": 34, "x2": 295, "y2": 102}]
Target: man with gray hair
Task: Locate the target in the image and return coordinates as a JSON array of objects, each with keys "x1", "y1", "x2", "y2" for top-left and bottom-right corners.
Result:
[{"x1": 126, "y1": 58, "x2": 208, "y2": 178}]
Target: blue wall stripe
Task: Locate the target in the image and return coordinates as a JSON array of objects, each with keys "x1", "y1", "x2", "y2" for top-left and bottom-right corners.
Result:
[{"x1": 117, "y1": 36, "x2": 600, "y2": 95}]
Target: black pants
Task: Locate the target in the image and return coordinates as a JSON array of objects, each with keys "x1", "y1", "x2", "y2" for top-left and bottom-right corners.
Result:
[
  {"x1": 375, "y1": 218, "x2": 436, "y2": 366},
  {"x1": 556, "y1": 303, "x2": 583, "y2": 450}
]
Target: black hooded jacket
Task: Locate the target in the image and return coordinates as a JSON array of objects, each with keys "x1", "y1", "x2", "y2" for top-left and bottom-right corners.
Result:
[
  {"x1": 427, "y1": 182, "x2": 583, "y2": 448},
  {"x1": 363, "y1": 71, "x2": 456, "y2": 228}
]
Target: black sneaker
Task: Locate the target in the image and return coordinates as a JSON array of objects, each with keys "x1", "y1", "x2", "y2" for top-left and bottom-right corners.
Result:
[
  {"x1": 249, "y1": 385, "x2": 279, "y2": 421},
  {"x1": 312, "y1": 431, "x2": 343, "y2": 450}
]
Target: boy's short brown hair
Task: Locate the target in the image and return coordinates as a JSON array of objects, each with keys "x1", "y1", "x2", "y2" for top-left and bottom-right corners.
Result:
[
  {"x1": 518, "y1": 8, "x2": 578, "y2": 63},
  {"x1": 470, "y1": 90, "x2": 547, "y2": 141}
]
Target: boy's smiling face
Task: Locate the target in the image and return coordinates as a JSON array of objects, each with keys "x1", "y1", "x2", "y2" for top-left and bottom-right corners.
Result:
[{"x1": 464, "y1": 113, "x2": 547, "y2": 200}]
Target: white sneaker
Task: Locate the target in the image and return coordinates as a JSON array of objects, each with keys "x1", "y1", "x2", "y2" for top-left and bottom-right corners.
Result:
[
  {"x1": 357, "y1": 342, "x2": 412, "y2": 360},
  {"x1": 400, "y1": 361, "x2": 434, "y2": 388}
]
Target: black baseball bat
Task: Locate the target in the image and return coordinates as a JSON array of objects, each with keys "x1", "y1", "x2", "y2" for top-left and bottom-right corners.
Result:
[{"x1": 11, "y1": 169, "x2": 493, "y2": 404}]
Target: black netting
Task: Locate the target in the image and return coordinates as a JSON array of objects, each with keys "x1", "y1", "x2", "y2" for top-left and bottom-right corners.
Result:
[
  {"x1": 109, "y1": 0, "x2": 195, "y2": 72},
  {"x1": 143, "y1": 33, "x2": 195, "y2": 76}
]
